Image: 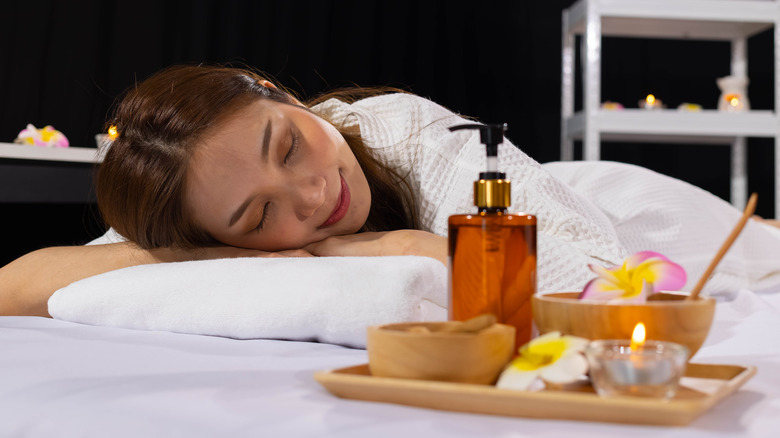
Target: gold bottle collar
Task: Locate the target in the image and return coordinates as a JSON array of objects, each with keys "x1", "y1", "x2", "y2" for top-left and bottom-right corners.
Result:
[{"x1": 474, "y1": 179, "x2": 511, "y2": 208}]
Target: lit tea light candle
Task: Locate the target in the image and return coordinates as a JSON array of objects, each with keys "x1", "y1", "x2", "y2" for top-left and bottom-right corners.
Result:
[
  {"x1": 585, "y1": 322, "x2": 689, "y2": 399},
  {"x1": 724, "y1": 93, "x2": 745, "y2": 111},
  {"x1": 630, "y1": 322, "x2": 646, "y2": 350},
  {"x1": 638, "y1": 94, "x2": 663, "y2": 110}
]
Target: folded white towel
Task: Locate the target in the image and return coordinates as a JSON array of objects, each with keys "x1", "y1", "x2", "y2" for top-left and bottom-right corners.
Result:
[{"x1": 48, "y1": 256, "x2": 448, "y2": 348}]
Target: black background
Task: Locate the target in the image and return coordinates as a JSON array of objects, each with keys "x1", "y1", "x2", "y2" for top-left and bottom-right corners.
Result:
[{"x1": 1, "y1": 0, "x2": 775, "y2": 266}]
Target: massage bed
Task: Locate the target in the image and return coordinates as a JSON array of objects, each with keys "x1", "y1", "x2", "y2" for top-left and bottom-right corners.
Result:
[{"x1": 2, "y1": 283, "x2": 779, "y2": 437}]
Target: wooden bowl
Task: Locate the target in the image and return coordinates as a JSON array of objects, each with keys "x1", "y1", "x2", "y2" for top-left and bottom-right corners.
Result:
[
  {"x1": 532, "y1": 292, "x2": 716, "y2": 357},
  {"x1": 366, "y1": 322, "x2": 515, "y2": 384}
]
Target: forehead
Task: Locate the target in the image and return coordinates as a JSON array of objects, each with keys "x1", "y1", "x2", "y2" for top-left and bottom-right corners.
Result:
[
  {"x1": 184, "y1": 102, "x2": 269, "y2": 220},
  {"x1": 201, "y1": 99, "x2": 283, "y2": 148}
]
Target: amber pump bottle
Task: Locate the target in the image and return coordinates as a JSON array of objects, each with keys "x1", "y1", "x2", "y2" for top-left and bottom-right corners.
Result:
[{"x1": 447, "y1": 123, "x2": 537, "y2": 348}]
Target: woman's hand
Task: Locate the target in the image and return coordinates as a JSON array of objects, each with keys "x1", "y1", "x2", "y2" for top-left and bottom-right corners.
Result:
[{"x1": 304, "y1": 230, "x2": 446, "y2": 265}]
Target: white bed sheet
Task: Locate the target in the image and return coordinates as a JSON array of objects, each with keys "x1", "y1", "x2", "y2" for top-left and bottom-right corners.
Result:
[{"x1": 2, "y1": 288, "x2": 780, "y2": 438}]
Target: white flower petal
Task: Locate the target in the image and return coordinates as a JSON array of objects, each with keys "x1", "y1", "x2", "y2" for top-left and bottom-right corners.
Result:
[
  {"x1": 495, "y1": 367, "x2": 541, "y2": 391},
  {"x1": 539, "y1": 354, "x2": 589, "y2": 384},
  {"x1": 561, "y1": 335, "x2": 589, "y2": 353}
]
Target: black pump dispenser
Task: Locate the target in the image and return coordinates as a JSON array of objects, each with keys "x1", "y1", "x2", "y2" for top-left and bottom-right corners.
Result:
[
  {"x1": 447, "y1": 121, "x2": 537, "y2": 348},
  {"x1": 448, "y1": 123, "x2": 511, "y2": 211},
  {"x1": 449, "y1": 123, "x2": 508, "y2": 180}
]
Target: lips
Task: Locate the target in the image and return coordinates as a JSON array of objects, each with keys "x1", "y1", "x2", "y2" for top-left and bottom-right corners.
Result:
[{"x1": 320, "y1": 175, "x2": 351, "y2": 228}]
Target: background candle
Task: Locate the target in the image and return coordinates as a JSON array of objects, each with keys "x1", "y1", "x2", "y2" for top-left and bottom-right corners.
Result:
[{"x1": 638, "y1": 94, "x2": 663, "y2": 110}]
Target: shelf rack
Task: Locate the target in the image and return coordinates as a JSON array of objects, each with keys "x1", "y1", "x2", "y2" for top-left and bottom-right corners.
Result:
[
  {"x1": 561, "y1": 0, "x2": 780, "y2": 216},
  {"x1": 0, "y1": 142, "x2": 102, "y2": 163}
]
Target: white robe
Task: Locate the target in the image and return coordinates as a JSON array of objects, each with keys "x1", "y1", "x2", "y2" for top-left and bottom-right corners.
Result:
[{"x1": 313, "y1": 93, "x2": 780, "y2": 294}]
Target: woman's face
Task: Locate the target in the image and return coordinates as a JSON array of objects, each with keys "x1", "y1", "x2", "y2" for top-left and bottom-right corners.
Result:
[{"x1": 185, "y1": 99, "x2": 371, "y2": 251}]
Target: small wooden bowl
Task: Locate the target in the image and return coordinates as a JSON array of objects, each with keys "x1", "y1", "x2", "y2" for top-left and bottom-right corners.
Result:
[
  {"x1": 366, "y1": 322, "x2": 515, "y2": 385},
  {"x1": 532, "y1": 292, "x2": 716, "y2": 357}
]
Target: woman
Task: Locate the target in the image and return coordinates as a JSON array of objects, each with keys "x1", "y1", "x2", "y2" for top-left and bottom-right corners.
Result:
[
  {"x1": 2, "y1": 64, "x2": 779, "y2": 317},
  {"x1": 96, "y1": 65, "x2": 443, "y2": 261}
]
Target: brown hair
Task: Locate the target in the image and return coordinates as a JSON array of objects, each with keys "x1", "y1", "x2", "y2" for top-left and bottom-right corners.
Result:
[{"x1": 96, "y1": 64, "x2": 418, "y2": 249}]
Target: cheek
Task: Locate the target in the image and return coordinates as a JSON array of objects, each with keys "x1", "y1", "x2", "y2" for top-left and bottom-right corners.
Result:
[
  {"x1": 309, "y1": 136, "x2": 340, "y2": 163},
  {"x1": 354, "y1": 178, "x2": 372, "y2": 225},
  {"x1": 305, "y1": 117, "x2": 345, "y2": 156}
]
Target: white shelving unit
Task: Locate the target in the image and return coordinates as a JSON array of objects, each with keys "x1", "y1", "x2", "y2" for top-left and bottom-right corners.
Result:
[
  {"x1": 561, "y1": 0, "x2": 780, "y2": 216},
  {"x1": 0, "y1": 142, "x2": 103, "y2": 163},
  {"x1": 0, "y1": 143, "x2": 103, "y2": 163}
]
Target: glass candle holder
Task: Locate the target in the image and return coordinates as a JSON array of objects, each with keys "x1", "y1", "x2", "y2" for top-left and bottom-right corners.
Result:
[
  {"x1": 638, "y1": 94, "x2": 664, "y2": 110},
  {"x1": 585, "y1": 339, "x2": 689, "y2": 400}
]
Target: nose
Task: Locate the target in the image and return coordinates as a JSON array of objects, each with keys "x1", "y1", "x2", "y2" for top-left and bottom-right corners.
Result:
[{"x1": 291, "y1": 174, "x2": 327, "y2": 219}]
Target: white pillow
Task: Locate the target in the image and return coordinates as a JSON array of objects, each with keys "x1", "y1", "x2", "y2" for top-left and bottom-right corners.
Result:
[{"x1": 49, "y1": 255, "x2": 447, "y2": 348}]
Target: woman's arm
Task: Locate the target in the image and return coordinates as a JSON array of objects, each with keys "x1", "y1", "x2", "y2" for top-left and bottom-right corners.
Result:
[
  {"x1": 0, "y1": 242, "x2": 163, "y2": 317},
  {"x1": 0, "y1": 242, "x2": 311, "y2": 317},
  {"x1": 305, "y1": 230, "x2": 447, "y2": 265}
]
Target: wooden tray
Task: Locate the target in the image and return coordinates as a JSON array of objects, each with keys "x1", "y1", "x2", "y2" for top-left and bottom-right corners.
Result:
[{"x1": 314, "y1": 362, "x2": 755, "y2": 426}]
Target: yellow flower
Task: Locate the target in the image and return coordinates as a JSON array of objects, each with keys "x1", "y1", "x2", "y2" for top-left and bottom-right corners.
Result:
[
  {"x1": 496, "y1": 331, "x2": 589, "y2": 391},
  {"x1": 580, "y1": 251, "x2": 686, "y2": 303}
]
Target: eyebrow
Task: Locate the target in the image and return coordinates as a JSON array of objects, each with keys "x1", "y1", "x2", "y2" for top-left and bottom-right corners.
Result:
[
  {"x1": 227, "y1": 119, "x2": 272, "y2": 228},
  {"x1": 260, "y1": 118, "x2": 272, "y2": 162},
  {"x1": 228, "y1": 197, "x2": 253, "y2": 228}
]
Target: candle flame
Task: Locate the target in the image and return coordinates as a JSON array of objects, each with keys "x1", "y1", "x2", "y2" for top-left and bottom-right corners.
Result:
[
  {"x1": 108, "y1": 125, "x2": 119, "y2": 140},
  {"x1": 646, "y1": 94, "x2": 656, "y2": 104},
  {"x1": 725, "y1": 94, "x2": 741, "y2": 107},
  {"x1": 630, "y1": 322, "x2": 646, "y2": 349}
]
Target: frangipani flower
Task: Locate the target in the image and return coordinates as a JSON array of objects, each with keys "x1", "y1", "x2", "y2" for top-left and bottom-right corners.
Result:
[
  {"x1": 14, "y1": 124, "x2": 69, "y2": 148},
  {"x1": 580, "y1": 251, "x2": 686, "y2": 303},
  {"x1": 496, "y1": 331, "x2": 589, "y2": 391}
]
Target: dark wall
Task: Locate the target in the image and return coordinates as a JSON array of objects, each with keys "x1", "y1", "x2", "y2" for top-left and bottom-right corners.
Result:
[{"x1": 0, "y1": 0, "x2": 775, "y2": 266}]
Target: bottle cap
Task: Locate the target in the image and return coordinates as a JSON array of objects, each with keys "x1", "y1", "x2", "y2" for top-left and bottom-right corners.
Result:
[{"x1": 474, "y1": 179, "x2": 511, "y2": 208}]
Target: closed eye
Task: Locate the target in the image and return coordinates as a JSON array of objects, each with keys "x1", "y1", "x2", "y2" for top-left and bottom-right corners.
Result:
[
  {"x1": 283, "y1": 129, "x2": 300, "y2": 165},
  {"x1": 253, "y1": 202, "x2": 270, "y2": 233}
]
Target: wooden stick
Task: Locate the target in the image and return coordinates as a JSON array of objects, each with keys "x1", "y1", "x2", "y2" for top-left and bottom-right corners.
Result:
[{"x1": 688, "y1": 193, "x2": 758, "y2": 300}]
